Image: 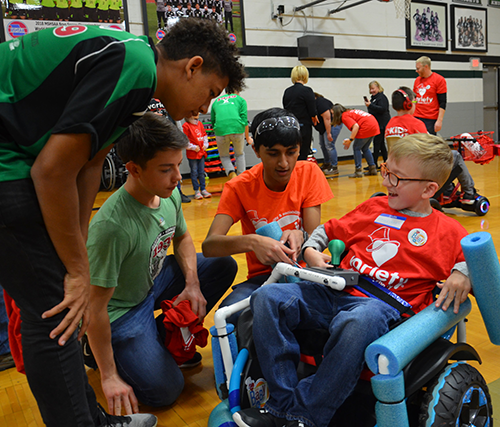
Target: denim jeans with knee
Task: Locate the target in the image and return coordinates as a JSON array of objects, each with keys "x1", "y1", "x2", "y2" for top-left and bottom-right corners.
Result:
[
  {"x1": 110, "y1": 253, "x2": 237, "y2": 406},
  {"x1": 250, "y1": 282, "x2": 400, "y2": 427},
  {"x1": 318, "y1": 124, "x2": 342, "y2": 167},
  {"x1": 188, "y1": 157, "x2": 206, "y2": 192},
  {"x1": 216, "y1": 134, "x2": 246, "y2": 175},
  {"x1": 353, "y1": 137, "x2": 375, "y2": 169},
  {"x1": 0, "y1": 179, "x2": 99, "y2": 426}
]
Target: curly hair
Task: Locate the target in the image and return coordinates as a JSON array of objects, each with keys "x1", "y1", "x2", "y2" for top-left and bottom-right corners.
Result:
[{"x1": 157, "y1": 18, "x2": 246, "y2": 93}]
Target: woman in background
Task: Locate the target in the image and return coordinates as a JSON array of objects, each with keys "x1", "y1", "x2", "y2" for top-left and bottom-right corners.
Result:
[
  {"x1": 364, "y1": 80, "x2": 391, "y2": 169},
  {"x1": 282, "y1": 66, "x2": 318, "y2": 160}
]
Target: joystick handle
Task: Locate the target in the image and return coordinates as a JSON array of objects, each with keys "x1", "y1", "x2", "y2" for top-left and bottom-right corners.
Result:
[{"x1": 328, "y1": 240, "x2": 345, "y2": 267}]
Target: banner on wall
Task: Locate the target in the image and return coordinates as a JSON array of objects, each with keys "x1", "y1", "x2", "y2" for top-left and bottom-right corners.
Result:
[
  {"x1": 487, "y1": 0, "x2": 500, "y2": 7},
  {"x1": 2, "y1": 1, "x2": 126, "y2": 42}
]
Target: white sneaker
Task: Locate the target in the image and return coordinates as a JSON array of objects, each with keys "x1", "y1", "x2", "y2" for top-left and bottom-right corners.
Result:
[
  {"x1": 194, "y1": 190, "x2": 203, "y2": 200},
  {"x1": 201, "y1": 189, "x2": 212, "y2": 198}
]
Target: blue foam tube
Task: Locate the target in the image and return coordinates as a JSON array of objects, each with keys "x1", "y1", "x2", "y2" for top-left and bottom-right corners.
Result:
[
  {"x1": 375, "y1": 401, "x2": 409, "y2": 427},
  {"x1": 461, "y1": 232, "x2": 500, "y2": 345},
  {"x1": 371, "y1": 372, "x2": 405, "y2": 403},
  {"x1": 228, "y1": 348, "x2": 249, "y2": 413},
  {"x1": 365, "y1": 298, "x2": 471, "y2": 376},
  {"x1": 208, "y1": 399, "x2": 237, "y2": 427},
  {"x1": 211, "y1": 324, "x2": 238, "y2": 400},
  {"x1": 256, "y1": 221, "x2": 283, "y2": 240}
]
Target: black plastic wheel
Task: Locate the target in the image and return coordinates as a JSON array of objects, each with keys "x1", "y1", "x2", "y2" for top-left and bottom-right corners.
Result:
[
  {"x1": 474, "y1": 196, "x2": 490, "y2": 217},
  {"x1": 429, "y1": 198, "x2": 443, "y2": 212},
  {"x1": 101, "y1": 153, "x2": 116, "y2": 191},
  {"x1": 419, "y1": 363, "x2": 492, "y2": 427}
]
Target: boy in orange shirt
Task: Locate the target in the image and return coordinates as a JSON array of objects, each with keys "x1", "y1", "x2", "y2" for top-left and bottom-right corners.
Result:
[{"x1": 202, "y1": 108, "x2": 333, "y2": 324}]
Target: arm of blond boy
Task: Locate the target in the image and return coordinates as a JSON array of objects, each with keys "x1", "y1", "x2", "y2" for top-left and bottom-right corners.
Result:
[{"x1": 435, "y1": 269, "x2": 471, "y2": 314}]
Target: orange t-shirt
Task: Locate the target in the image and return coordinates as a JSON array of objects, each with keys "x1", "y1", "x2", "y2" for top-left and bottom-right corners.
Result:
[
  {"x1": 216, "y1": 161, "x2": 334, "y2": 279},
  {"x1": 341, "y1": 109, "x2": 380, "y2": 139},
  {"x1": 413, "y1": 72, "x2": 447, "y2": 120}
]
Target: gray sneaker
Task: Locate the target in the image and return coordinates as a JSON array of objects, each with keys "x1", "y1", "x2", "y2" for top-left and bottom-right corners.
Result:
[{"x1": 97, "y1": 404, "x2": 158, "y2": 427}]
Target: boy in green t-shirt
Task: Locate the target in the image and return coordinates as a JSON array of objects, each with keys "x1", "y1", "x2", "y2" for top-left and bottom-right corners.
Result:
[{"x1": 86, "y1": 113, "x2": 237, "y2": 413}]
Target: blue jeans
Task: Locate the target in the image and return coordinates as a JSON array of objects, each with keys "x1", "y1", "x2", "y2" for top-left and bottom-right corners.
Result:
[
  {"x1": 188, "y1": 157, "x2": 206, "y2": 192},
  {"x1": 110, "y1": 253, "x2": 237, "y2": 407},
  {"x1": 353, "y1": 137, "x2": 375, "y2": 169},
  {"x1": 318, "y1": 124, "x2": 342, "y2": 166},
  {"x1": 0, "y1": 179, "x2": 99, "y2": 426},
  {"x1": 250, "y1": 282, "x2": 400, "y2": 427},
  {"x1": 0, "y1": 285, "x2": 9, "y2": 355}
]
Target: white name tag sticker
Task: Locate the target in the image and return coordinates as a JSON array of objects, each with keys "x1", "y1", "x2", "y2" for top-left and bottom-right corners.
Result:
[{"x1": 374, "y1": 213, "x2": 406, "y2": 230}]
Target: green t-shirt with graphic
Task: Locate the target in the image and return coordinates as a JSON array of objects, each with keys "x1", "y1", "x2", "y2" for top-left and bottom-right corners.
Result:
[{"x1": 87, "y1": 186, "x2": 187, "y2": 323}]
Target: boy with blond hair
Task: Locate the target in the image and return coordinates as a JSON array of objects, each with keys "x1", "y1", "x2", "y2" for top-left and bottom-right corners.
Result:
[{"x1": 234, "y1": 134, "x2": 471, "y2": 427}]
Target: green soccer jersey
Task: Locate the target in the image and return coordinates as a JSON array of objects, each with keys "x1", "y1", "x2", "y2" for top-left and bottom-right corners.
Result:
[
  {"x1": 87, "y1": 186, "x2": 188, "y2": 323},
  {"x1": 0, "y1": 25, "x2": 157, "y2": 182}
]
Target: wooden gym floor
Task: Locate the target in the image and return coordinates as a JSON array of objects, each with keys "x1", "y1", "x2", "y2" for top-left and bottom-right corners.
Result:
[{"x1": 1, "y1": 156, "x2": 499, "y2": 426}]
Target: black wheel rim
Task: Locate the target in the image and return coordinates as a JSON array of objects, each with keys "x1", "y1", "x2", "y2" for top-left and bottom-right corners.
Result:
[{"x1": 457, "y1": 385, "x2": 491, "y2": 427}]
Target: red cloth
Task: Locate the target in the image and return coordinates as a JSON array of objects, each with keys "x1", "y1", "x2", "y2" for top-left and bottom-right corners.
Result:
[
  {"x1": 161, "y1": 297, "x2": 208, "y2": 365},
  {"x1": 3, "y1": 292, "x2": 25, "y2": 374}
]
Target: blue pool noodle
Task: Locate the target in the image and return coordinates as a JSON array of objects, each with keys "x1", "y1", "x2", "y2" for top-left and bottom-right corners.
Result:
[
  {"x1": 210, "y1": 324, "x2": 238, "y2": 400},
  {"x1": 208, "y1": 399, "x2": 237, "y2": 427},
  {"x1": 256, "y1": 221, "x2": 283, "y2": 240},
  {"x1": 461, "y1": 232, "x2": 500, "y2": 345},
  {"x1": 365, "y1": 298, "x2": 471, "y2": 376}
]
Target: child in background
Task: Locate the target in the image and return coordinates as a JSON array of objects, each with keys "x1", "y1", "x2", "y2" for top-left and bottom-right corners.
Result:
[
  {"x1": 183, "y1": 113, "x2": 211, "y2": 200},
  {"x1": 385, "y1": 86, "x2": 427, "y2": 150},
  {"x1": 332, "y1": 104, "x2": 379, "y2": 178}
]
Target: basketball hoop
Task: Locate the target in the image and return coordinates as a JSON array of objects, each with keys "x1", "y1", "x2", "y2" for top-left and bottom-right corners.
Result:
[{"x1": 393, "y1": 0, "x2": 411, "y2": 20}]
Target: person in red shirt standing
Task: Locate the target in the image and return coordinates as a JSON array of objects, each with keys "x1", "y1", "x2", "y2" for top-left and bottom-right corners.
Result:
[
  {"x1": 413, "y1": 56, "x2": 447, "y2": 135},
  {"x1": 332, "y1": 104, "x2": 380, "y2": 178},
  {"x1": 182, "y1": 113, "x2": 212, "y2": 200}
]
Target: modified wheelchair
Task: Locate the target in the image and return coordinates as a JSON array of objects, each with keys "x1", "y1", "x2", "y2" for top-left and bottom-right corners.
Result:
[{"x1": 208, "y1": 232, "x2": 500, "y2": 427}]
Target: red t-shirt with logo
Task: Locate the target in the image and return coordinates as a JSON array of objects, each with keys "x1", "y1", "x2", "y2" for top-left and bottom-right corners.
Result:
[
  {"x1": 385, "y1": 114, "x2": 428, "y2": 139},
  {"x1": 413, "y1": 72, "x2": 447, "y2": 120},
  {"x1": 323, "y1": 197, "x2": 467, "y2": 313},
  {"x1": 341, "y1": 109, "x2": 380, "y2": 139},
  {"x1": 216, "y1": 161, "x2": 333, "y2": 279}
]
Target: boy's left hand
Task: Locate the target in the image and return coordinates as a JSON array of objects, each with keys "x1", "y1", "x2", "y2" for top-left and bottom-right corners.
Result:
[
  {"x1": 175, "y1": 285, "x2": 207, "y2": 321},
  {"x1": 435, "y1": 270, "x2": 471, "y2": 314}
]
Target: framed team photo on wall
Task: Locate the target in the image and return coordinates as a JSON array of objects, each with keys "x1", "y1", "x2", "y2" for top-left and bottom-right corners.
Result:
[
  {"x1": 450, "y1": 5, "x2": 487, "y2": 52},
  {"x1": 406, "y1": 0, "x2": 448, "y2": 50}
]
